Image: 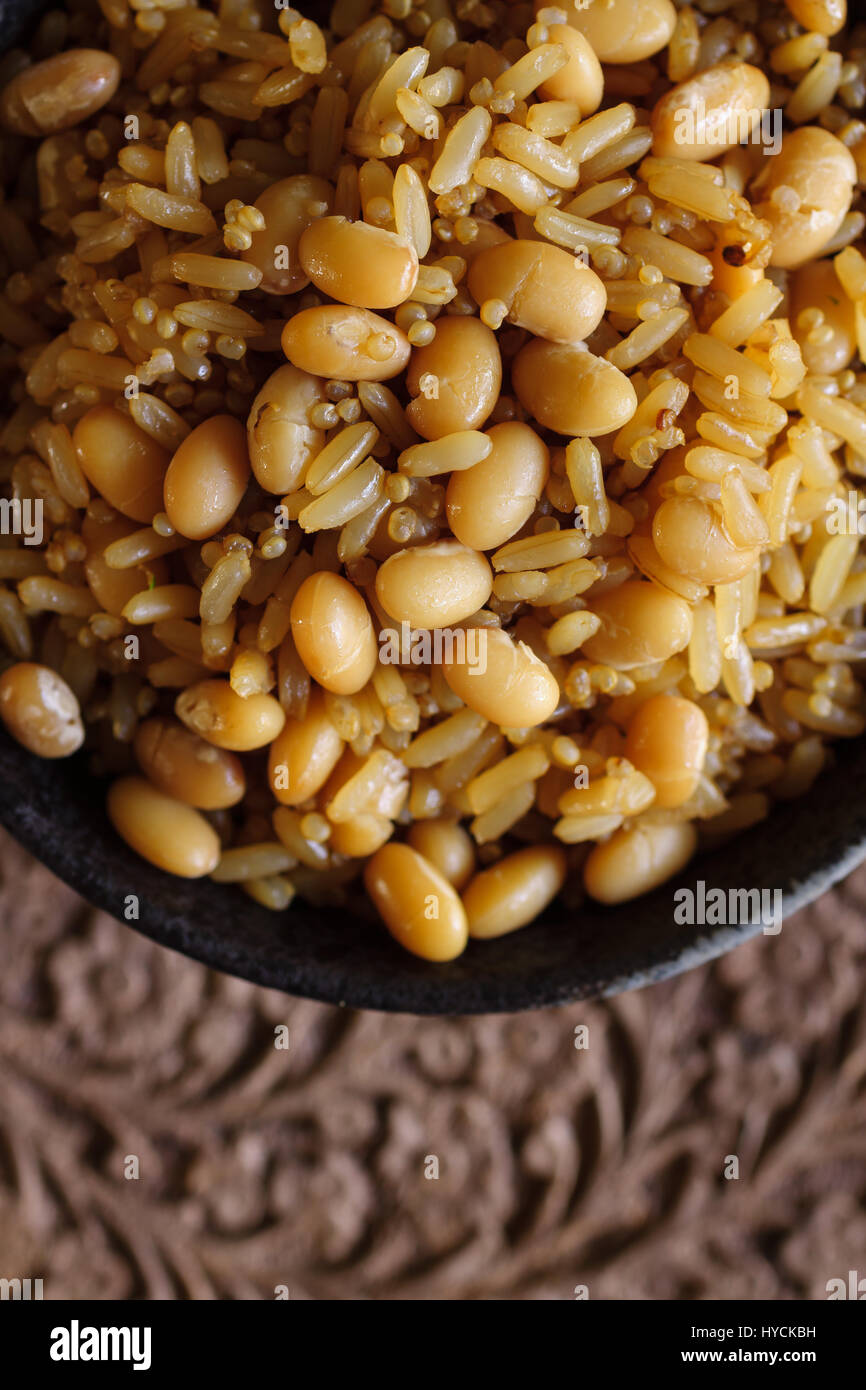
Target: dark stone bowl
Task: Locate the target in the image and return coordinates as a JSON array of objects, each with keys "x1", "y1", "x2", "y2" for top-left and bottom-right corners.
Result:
[
  {"x1": 2, "y1": 728, "x2": 866, "y2": 1013},
  {"x1": 2, "y1": 0, "x2": 865, "y2": 1013}
]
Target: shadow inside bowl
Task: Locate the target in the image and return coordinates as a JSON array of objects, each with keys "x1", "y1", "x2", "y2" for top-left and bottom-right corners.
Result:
[{"x1": 2, "y1": 728, "x2": 865, "y2": 1013}]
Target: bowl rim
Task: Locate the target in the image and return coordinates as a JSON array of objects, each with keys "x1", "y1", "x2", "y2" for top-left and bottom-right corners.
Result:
[{"x1": 2, "y1": 733, "x2": 864, "y2": 1015}]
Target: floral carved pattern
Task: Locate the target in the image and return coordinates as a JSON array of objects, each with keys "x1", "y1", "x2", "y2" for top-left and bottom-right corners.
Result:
[{"x1": 1, "y1": 827, "x2": 865, "y2": 1301}]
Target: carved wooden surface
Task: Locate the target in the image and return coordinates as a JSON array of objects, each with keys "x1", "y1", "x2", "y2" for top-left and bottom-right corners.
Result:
[{"x1": 1, "y1": 826, "x2": 864, "y2": 1301}]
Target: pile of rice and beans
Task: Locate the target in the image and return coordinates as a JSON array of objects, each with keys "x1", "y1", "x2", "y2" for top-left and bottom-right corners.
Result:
[{"x1": 0, "y1": 0, "x2": 864, "y2": 962}]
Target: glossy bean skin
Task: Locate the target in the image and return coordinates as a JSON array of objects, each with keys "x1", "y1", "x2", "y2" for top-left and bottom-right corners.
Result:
[
  {"x1": 282, "y1": 306, "x2": 411, "y2": 382},
  {"x1": 464, "y1": 845, "x2": 567, "y2": 938},
  {"x1": 247, "y1": 364, "x2": 326, "y2": 496},
  {"x1": 330, "y1": 814, "x2": 393, "y2": 857},
  {"x1": 785, "y1": 0, "x2": 846, "y2": 36},
  {"x1": 298, "y1": 216, "x2": 419, "y2": 309},
  {"x1": 652, "y1": 64, "x2": 770, "y2": 162},
  {"x1": 790, "y1": 258, "x2": 857, "y2": 376},
  {"x1": 107, "y1": 775, "x2": 221, "y2": 878},
  {"x1": 583, "y1": 821, "x2": 697, "y2": 904},
  {"x1": 407, "y1": 819, "x2": 476, "y2": 890},
  {"x1": 751, "y1": 127, "x2": 856, "y2": 270},
  {"x1": 624, "y1": 695, "x2": 709, "y2": 809},
  {"x1": 443, "y1": 625, "x2": 560, "y2": 728},
  {"x1": 537, "y1": 24, "x2": 603, "y2": 115},
  {"x1": 81, "y1": 514, "x2": 168, "y2": 617},
  {"x1": 0, "y1": 49, "x2": 120, "y2": 136},
  {"x1": 290, "y1": 571, "x2": 377, "y2": 694},
  {"x1": 653, "y1": 497, "x2": 759, "y2": 585},
  {"x1": 364, "y1": 842, "x2": 468, "y2": 961},
  {"x1": 512, "y1": 340, "x2": 637, "y2": 437},
  {"x1": 242, "y1": 175, "x2": 333, "y2": 294},
  {"x1": 375, "y1": 541, "x2": 492, "y2": 628},
  {"x1": 268, "y1": 686, "x2": 345, "y2": 806},
  {"x1": 0, "y1": 661, "x2": 84, "y2": 757},
  {"x1": 73, "y1": 406, "x2": 169, "y2": 523},
  {"x1": 164, "y1": 415, "x2": 250, "y2": 540},
  {"x1": 467, "y1": 240, "x2": 605, "y2": 345},
  {"x1": 134, "y1": 716, "x2": 246, "y2": 809},
  {"x1": 538, "y1": 0, "x2": 677, "y2": 63},
  {"x1": 405, "y1": 316, "x2": 502, "y2": 440},
  {"x1": 582, "y1": 581, "x2": 694, "y2": 669},
  {"x1": 446, "y1": 422, "x2": 549, "y2": 551},
  {"x1": 175, "y1": 679, "x2": 286, "y2": 751}
]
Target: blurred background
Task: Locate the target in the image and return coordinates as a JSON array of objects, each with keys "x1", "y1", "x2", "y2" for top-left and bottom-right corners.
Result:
[{"x1": 1, "y1": 825, "x2": 865, "y2": 1300}]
